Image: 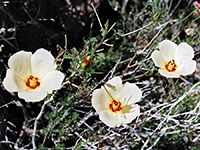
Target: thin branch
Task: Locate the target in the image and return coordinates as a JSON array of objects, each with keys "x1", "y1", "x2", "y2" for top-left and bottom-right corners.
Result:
[
  {"x1": 32, "y1": 96, "x2": 54, "y2": 149},
  {"x1": 91, "y1": 4, "x2": 103, "y2": 30}
]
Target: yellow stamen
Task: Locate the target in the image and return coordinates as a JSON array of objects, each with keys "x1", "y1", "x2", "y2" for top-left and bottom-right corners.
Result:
[{"x1": 103, "y1": 85, "x2": 123, "y2": 113}]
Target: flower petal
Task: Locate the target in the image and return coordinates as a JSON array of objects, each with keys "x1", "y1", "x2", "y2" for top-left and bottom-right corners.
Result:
[
  {"x1": 151, "y1": 50, "x2": 165, "y2": 68},
  {"x1": 3, "y1": 70, "x2": 22, "y2": 92},
  {"x1": 120, "y1": 104, "x2": 140, "y2": 124},
  {"x1": 159, "y1": 69, "x2": 180, "y2": 78},
  {"x1": 175, "y1": 42, "x2": 194, "y2": 65},
  {"x1": 119, "y1": 82, "x2": 142, "y2": 105},
  {"x1": 8, "y1": 51, "x2": 32, "y2": 79},
  {"x1": 31, "y1": 48, "x2": 57, "y2": 78},
  {"x1": 159, "y1": 40, "x2": 178, "y2": 62},
  {"x1": 18, "y1": 90, "x2": 47, "y2": 102},
  {"x1": 40, "y1": 71, "x2": 64, "y2": 93},
  {"x1": 99, "y1": 110, "x2": 121, "y2": 127},
  {"x1": 178, "y1": 60, "x2": 196, "y2": 76},
  {"x1": 104, "y1": 76, "x2": 123, "y2": 100},
  {"x1": 92, "y1": 88, "x2": 110, "y2": 113}
]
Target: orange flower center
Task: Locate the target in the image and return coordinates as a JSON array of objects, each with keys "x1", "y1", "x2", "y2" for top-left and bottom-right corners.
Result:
[
  {"x1": 25, "y1": 75, "x2": 40, "y2": 89},
  {"x1": 109, "y1": 100, "x2": 122, "y2": 113},
  {"x1": 165, "y1": 60, "x2": 177, "y2": 72}
]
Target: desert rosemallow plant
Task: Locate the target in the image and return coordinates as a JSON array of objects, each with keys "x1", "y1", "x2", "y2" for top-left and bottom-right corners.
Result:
[
  {"x1": 3, "y1": 48, "x2": 64, "y2": 102},
  {"x1": 92, "y1": 77, "x2": 142, "y2": 127},
  {"x1": 151, "y1": 40, "x2": 196, "y2": 78}
]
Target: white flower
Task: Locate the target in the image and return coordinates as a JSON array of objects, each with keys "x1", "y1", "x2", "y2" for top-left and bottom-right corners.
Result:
[
  {"x1": 92, "y1": 77, "x2": 142, "y2": 127},
  {"x1": 3, "y1": 48, "x2": 64, "y2": 102},
  {"x1": 151, "y1": 40, "x2": 196, "y2": 78}
]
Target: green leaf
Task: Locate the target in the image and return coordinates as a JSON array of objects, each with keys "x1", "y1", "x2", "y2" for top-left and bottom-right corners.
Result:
[
  {"x1": 64, "y1": 55, "x2": 74, "y2": 59},
  {"x1": 71, "y1": 47, "x2": 78, "y2": 55}
]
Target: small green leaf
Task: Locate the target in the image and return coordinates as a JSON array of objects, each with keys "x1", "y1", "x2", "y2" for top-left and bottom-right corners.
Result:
[
  {"x1": 71, "y1": 47, "x2": 78, "y2": 55},
  {"x1": 64, "y1": 55, "x2": 74, "y2": 59}
]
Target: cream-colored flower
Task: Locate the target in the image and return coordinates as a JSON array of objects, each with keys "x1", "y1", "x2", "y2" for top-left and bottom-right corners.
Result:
[
  {"x1": 92, "y1": 77, "x2": 142, "y2": 127},
  {"x1": 3, "y1": 48, "x2": 64, "y2": 102},
  {"x1": 151, "y1": 40, "x2": 196, "y2": 78}
]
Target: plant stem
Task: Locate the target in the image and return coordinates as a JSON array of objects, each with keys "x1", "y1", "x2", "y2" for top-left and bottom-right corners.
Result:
[{"x1": 121, "y1": 21, "x2": 154, "y2": 37}]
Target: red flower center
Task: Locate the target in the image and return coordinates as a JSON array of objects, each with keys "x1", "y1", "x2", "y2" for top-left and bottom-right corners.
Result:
[
  {"x1": 109, "y1": 100, "x2": 122, "y2": 112},
  {"x1": 165, "y1": 60, "x2": 177, "y2": 72},
  {"x1": 25, "y1": 75, "x2": 40, "y2": 89}
]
